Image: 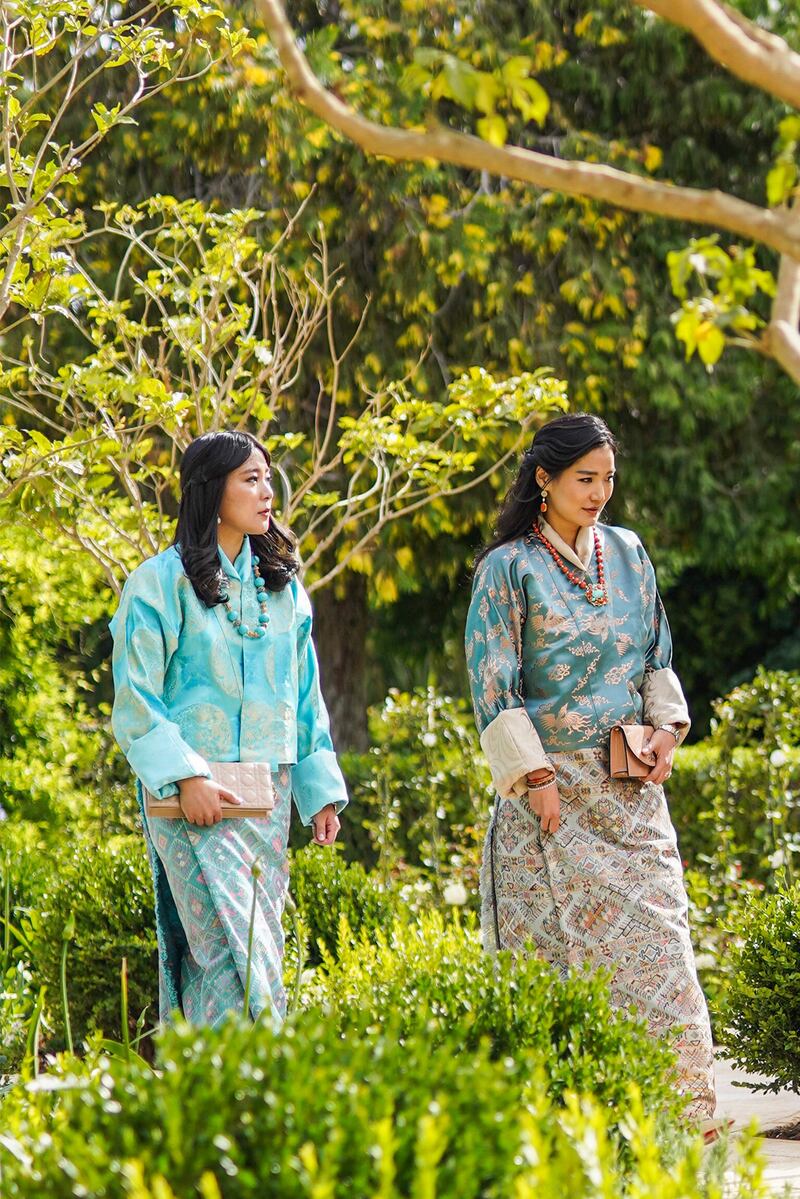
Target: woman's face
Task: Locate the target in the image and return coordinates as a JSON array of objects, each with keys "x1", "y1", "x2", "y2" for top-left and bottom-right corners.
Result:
[
  {"x1": 218, "y1": 449, "x2": 274, "y2": 537},
  {"x1": 537, "y1": 444, "x2": 616, "y2": 530}
]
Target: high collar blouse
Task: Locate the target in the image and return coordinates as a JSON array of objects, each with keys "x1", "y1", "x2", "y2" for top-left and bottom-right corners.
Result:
[
  {"x1": 108, "y1": 536, "x2": 348, "y2": 826},
  {"x1": 464, "y1": 522, "x2": 691, "y2": 796}
]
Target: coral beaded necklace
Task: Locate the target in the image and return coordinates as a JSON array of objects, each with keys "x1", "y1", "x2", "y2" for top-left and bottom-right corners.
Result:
[{"x1": 531, "y1": 524, "x2": 608, "y2": 606}]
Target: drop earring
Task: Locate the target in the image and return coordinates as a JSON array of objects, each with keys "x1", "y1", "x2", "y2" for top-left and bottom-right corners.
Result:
[{"x1": 540, "y1": 489, "x2": 548, "y2": 514}]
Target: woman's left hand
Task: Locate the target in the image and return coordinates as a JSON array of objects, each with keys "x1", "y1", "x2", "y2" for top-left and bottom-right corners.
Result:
[
  {"x1": 312, "y1": 803, "x2": 341, "y2": 846},
  {"x1": 641, "y1": 729, "x2": 677, "y2": 785}
]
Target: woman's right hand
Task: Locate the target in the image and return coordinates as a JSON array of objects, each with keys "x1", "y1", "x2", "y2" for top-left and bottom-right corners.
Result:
[
  {"x1": 525, "y1": 771, "x2": 560, "y2": 834},
  {"x1": 177, "y1": 776, "x2": 243, "y2": 826}
]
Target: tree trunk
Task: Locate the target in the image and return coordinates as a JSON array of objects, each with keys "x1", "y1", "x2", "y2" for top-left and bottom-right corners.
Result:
[{"x1": 311, "y1": 571, "x2": 369, "y2": 752}]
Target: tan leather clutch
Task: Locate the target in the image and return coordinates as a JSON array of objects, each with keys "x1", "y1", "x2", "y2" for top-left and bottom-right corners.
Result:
[
  {"x1": 143, "y1": 761, "x2": 275, "y2": 820},
  {"x1": 609, "y1": 724, "x2": 656, "y2": 779}
]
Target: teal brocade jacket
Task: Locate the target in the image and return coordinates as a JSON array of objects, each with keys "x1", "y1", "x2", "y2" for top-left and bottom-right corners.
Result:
[{"x1": 109, "y1": 536, "x2": 348, "y2": 826}]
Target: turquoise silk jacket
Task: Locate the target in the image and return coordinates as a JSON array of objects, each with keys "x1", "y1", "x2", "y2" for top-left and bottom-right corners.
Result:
[
  {"x1": 109, "y1": 537, "x2": 348, "y2": 825},
  {"x1": 465, "y1": 521, "x2": 691, "y2": 799}
]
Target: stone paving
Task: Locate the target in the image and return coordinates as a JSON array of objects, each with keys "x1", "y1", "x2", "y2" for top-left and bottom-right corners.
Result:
[{"x1": 715, "y1": 1057, "x2": 800, "y2": 1195}]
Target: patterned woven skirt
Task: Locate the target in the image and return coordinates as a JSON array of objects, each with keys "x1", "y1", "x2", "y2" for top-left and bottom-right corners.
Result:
[
  {"x1": 140, "y1": 766, "x2": 292, "y2": 1029},
  {"x1": 480, "y1": 748, "x2": 715, "y2": 1118}
]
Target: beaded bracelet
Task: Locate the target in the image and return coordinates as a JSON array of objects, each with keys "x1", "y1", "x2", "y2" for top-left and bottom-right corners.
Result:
[{"x1": 527, "y1": 777, "x2": 555, "y2": 792}]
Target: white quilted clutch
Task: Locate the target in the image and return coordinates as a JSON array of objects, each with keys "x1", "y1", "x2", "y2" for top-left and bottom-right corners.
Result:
[{"x1": 143, "y1": 761, "x2": 274, "y2": 820}]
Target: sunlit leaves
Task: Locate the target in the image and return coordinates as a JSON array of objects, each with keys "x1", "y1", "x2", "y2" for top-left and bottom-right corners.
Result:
[
  {"x1": 766, "y1": 114, "x2": 800, "y2": 207},
  {"x1": 0, "y1": 0, "x2": 239, "y2": 328},
  {"x1": 403, "y1": 47, "x2": 549, "y2": 147},
  {"x1": 667, "y1": 237, "x2": 775, "y2": 371}
]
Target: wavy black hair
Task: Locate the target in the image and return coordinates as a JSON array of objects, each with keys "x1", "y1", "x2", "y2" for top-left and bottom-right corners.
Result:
[
  {"x1": 173, "y1": 430, "x2": 299, "y2": 607},
  {"x1": 475, "y1": 413, "x2": 618, "y2": 569}
]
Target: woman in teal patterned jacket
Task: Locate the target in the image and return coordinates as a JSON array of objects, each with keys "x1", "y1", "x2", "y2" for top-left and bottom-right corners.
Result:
[
  {"x1": 110, "y1": 429, "x2": 348, "y2": 1028},
  {"x1": 465, "y1": 412, "x2": 716, "y2": 1122}
]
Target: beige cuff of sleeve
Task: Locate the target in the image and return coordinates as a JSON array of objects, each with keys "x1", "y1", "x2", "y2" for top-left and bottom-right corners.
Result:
[
  {"x1": 642, "y1": 668, "x2": 691, "y2": 745},
  {"x1": 479, "y1": 708, "x2": 553, "y2": 799}
]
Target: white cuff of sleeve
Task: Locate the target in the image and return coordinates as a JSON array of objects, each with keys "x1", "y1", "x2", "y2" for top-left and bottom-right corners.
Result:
[
  {"x1": 479, "y1": 708, "x2": 553, "y2": 799},
  {"x1": 642, "y1": 668, "x2": 691, "y2": 745}
]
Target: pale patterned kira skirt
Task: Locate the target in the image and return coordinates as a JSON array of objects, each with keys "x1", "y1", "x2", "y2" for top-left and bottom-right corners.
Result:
[
  {"x1": 140, "y1": 766, "x2": 291, "y2": 1029},
  {"x1": 480, "y1": 748, "x2": 716, "y2": 1119}
]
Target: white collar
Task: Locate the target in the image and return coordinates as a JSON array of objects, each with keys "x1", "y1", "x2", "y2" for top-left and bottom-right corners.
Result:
[{"x1": 538, "y1": 517, "x2": 595, "y2": 572}]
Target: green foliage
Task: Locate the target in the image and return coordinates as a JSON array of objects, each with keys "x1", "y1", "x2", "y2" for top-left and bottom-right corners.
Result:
[
  {"x1": 668, "y1": 744, "x2": 800, "y2": 882},
  {"x1": 305, "y1": 909, "x2": 684, "y2": 1132},
  {"x1": 344, "y1": 687, "x2": 492, "y2": 896},
  {"x1": 667, "y1": 237, "x2": 775, "y2": 369},
  {"x1": 0, "y1": 959, "x2": 38, "y2": 1080},
  {"x1": 667, "y1": 670, "x2": 800, "y2": 886},
  {"x1": 766, "y1": 114, "x2": 800, "y2": 207},
  {"x1": 0, "y1": 192, "x2": 567, "y2": 594},
  {"x1": 0, "y1": 0, "x2": 243, "y2": 325},
  {"x1": 0, "y1": 1010, "x2": 760, "y2": 1198},
  {"x1": 406, "y1": 46, "x2": 551, "y2": 147},
  {"x1": 664, "y1": 669, "x2": 800, "y2": 1009},
  {"x1": 714, "y1": 882, "x2": 800, "y2": 1094},
  {"x1": 710, "y1": 667, "x2": 800, "y2": 750},
  {"x1": 288, "y1": 845, "x2": 399, "y2": 966},
  {"x1": 20, "y1": 835, "x2": 158, "y2": 1050}
]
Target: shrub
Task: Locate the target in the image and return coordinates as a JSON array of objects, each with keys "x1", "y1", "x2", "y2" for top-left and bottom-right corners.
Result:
[
  {"x1": 710, "y1": 667, "x2": 800, "y2": 749},
  {"x1": 713, "y1": 882, "x2": 800, "y2": 1093},
  {"x1": 0, "y1": 959, "x2": 39, "y2": 1079},
  {"x1": 289, "y1": 845, "x2": 400, "y2": 966},
  {"x1": 22, "y1": 834, "x2": 158, "y2": 1050},
  {"x1": 0, "y1": 822, "x2": 55, "y2": 935},
  {"x1": 343, "y1": 687, "x2": 492, "y2": 898},
  {"x1": 0, "y1": 1014, "x2": 761, "y2": 1199},
  {"x1": 304, "y1": 909, "x2": 684, "y2": 1130}
]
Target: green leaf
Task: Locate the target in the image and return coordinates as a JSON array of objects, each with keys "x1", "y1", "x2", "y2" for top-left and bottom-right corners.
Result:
[
  {"x1": 442, "y1": 59, "x2": 477, "y2": 109},
  {"x1": 696, "y1": 324, "x2": 725, "y2": 368},
  {"x1": 476, "y1": 115, "x2": 507, "y2": 148},
  {"x1": 766, "y1": 160, "x2": 797, "y2": 207}
]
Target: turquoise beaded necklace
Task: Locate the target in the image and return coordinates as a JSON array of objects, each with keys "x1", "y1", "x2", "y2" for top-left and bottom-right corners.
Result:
[{"x1": 223, "y1": 553, "x2": 270, "y2": 639}]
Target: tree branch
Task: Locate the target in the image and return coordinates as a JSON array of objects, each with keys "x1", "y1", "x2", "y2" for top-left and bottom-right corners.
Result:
[
  {"x1": 767, "y1": 256, "x2": 800, "y2": 384},
  {"x1": 254, "y1": 0, "x2": 800, "y2": 260},
  {"x1": 634, "y1": 0, "x2": 800, "y2": 111}
]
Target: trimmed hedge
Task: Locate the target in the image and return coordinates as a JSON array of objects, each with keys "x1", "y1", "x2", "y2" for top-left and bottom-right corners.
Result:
[
  {"x1": 22, "y1": 834, "x2": 159, "y2": 1051},
  {"x1": 0, "y1": 1013, "x2": 754, "y2": 1199},
  {"x1": 304, "y1": 910, "x2": 684, "y2": 1130},
  {"x1": 668, "y1": 745, "x2": 800, "y2": 879},
  {"x1": 289, "y1": 845, "x2": 400, "y2": 965}
]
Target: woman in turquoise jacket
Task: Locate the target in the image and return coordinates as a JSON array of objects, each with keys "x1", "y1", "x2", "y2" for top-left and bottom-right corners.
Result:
[{"x1": 109, "y1": 429, "x2": 348, "y2": 1028}]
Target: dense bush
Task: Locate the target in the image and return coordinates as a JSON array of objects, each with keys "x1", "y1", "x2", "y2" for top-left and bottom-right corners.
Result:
[
  {"x1": 21, "y1": 834, "x2": 158, "y2": 1050},
  {"x1": 0, "y1": 1014, "x2": 757, "y2": 1199},
  {"x1": 710, "y1": 668, "x2": 800, "y2": 749},
  {"x1": 289, "y1": 845, "x2": 400, "y2": 966},
  {"x1": 343, "y1": 687, "x2": 492, "y2": 894},
  {"x1": 0, "y1": 526, "x2": 120, "y2": 828},
  {"x1": 304, "y1": 910, "x2": 684, "y2": 1128},
  {"x1": 668, "y1": 745, "x2": 800, "y2": 880},
  {"x1": 713, "y1": 882, "x2": 800, "y2": 1093}
]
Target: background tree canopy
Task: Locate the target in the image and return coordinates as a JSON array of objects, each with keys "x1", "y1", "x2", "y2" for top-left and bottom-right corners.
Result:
[{"x1": 1, "y1": 0, "x2": 799, "y2": 749}]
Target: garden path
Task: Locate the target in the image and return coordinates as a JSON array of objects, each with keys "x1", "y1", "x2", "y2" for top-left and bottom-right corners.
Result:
[{"x1": 716, "y1": 1056, "x2": 800, "y2": 1195}]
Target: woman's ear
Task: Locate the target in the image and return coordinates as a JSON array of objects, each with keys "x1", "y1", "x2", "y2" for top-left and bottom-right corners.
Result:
[{"x1": 535, "y1": 469, "x2": 550, "y2": 490}]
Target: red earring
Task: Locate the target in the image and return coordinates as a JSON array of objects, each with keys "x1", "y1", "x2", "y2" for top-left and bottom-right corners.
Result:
[{"x1": 540, "y1": 490, "x2": 548, "y2": 513}]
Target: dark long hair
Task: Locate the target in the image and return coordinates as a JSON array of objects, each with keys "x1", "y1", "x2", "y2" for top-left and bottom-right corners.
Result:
[
  {"x1": 475, "y1": 413, "x2": 618, "y2": 569},
  {"x1": 173, "y1": 430, "x2": 299, "y2": 606}
]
